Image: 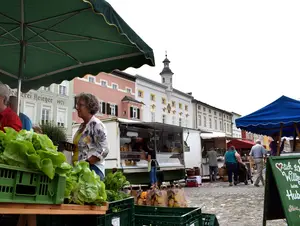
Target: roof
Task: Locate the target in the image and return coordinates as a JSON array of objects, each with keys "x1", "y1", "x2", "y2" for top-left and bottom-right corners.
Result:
[
  {"x1": 236, "y1": 95, "x2": 300, "y2": 137},
  {"x1": 135, "y1": 75, "x2": 193, "y2": 99},
  {"x1": 192, "y1": 98, "x2": 233, "y2": 116},
  {"x1": 159, "y1": 67, "x2": 174, "y2": 75},
  {"x1": 111, "y1": 70, "x2": 136, "y2": 82},
  {"x1": 121, "y1": 96, "x2": 144, "y2": 104}
]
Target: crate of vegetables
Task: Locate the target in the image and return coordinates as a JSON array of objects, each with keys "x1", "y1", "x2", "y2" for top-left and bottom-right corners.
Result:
[{"x1": 0, "y1": 128, "x2": 72, "y2": 204}]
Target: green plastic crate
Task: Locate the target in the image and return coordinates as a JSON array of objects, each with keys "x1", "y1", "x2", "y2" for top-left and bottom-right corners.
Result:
[
  {"x1": 0, "y1": 164, "x2": 65, "y2": 204},
  {"x1": 37, "y1": 197, "x2": 135, "y2": 226},
  {"x1": 135, "y1": 205, "x2": 202, "y2": 226},
  {"x1": 202, "y1": 214, "x2": 219, "y2": 226}
]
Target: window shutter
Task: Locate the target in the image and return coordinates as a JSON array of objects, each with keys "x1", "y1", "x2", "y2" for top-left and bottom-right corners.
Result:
[
  {"x1": 102, "y1": 102, "x2": 106, "y2": 114},
  {"x1": 73, "y1": 97, "x2": 76, "y2": 109},
  {"x1": 107, "y1": 103, "x2": 111, "y2": 115},
  {"x1": 130, "y1": 107, "x2": 133, "y2": 118},
  {"x1": 137, "y1": 108, "x2": 140, "y2": 119},
  {"x1": 115, "y1": 105, "x2": 118, "y2": 117}
]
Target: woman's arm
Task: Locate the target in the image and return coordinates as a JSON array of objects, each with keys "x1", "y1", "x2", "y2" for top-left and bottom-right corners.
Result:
[{"x1": 235, "y1": 152, "x2": 243, "y2": 163}]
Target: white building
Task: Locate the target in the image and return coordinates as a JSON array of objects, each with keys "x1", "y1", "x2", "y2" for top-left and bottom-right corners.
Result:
[
  {"x1": 193, "y1": 100, "x2": 233, "y2": 137},
  {"x1": 232, "y1": 112, "x2": 242, "y2": 138},
  {"x1": 135, "y1": 54, "x2": 194, "y2": 128},
  {"x1": 9, "y1": 81, "x2": 74, "y2": 140}
]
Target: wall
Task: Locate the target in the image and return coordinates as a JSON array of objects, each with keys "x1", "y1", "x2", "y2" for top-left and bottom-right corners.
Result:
[
  {"x1": 195, "y1": 102, "x2": 232, "y2": 136},
  {"x1": 9, "y1": 81, "x2": 73, "y2": 140},
  {"x1": 232, "y1": 113, "x2": 242, "y2": 138},
  {"x1": 73, "y1": 73, "x2": 142, "y2": 123},
  {"x1": 136, "y1": 77, "x2": 193, "y2": 128}
]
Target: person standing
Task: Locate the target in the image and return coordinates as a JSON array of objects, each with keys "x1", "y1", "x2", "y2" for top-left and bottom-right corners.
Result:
[
  {"x1": 225, "y1": 146, "x2": 242, "y2": 186},
  {"x1": 250, "y1": 140, "x2": 266, "y2": 187},
  {"x1": 0, "y1": 84, "x2": 22, "y2": 132},
  {"x1": 8, "y1": 96, "x2": 32, "y2": 131},
  {"x1": 73, "y1": 93, "x2": 109, "y2": 180},
  {"x1": 207, "y1": 148, "x2": 218, "y2": 182}
]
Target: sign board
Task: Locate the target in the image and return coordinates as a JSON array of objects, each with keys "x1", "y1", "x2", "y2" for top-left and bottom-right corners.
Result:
[{"x1": 263, "y1": 156, "x2": 300, "y2": 226}]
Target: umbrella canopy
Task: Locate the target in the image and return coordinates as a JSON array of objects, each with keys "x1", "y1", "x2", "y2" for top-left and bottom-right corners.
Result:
[
  {"x1": 236, "y1": 96, "x2": 300, "y2": 137},
  {"x1": 0, "y1": 0, "x2": 155, "y2": 92}
]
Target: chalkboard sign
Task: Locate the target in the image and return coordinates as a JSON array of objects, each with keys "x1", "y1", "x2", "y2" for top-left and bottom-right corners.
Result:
[{"x1": 263, "y1": 156, "x2": 300, "y2": 226}]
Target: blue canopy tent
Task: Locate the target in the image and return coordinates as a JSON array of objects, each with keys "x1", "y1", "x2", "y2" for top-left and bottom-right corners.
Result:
[{"x1": 236, "y1": 96, "x2": 300, "y2": 155}]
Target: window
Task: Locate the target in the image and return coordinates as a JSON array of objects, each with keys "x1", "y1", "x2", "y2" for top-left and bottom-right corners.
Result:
[
  {"x1": 151, "y1": 112, "x2": 155, "y2": 122},
  {"x1": 172, "y1": 101, "x2": 175, "y2": 107},
  {"x1": 204, "y1": 116, "x2": 207, "y2": 127},
  {"x1": 126, "y1": 88, "x2": 132, "y2": 94},
  {"x1": 41, "y1": 107, "x2": 51, "y2": 124},
  {"x1": 89, "y1": 76, "x2": 95, "y2": 83},
  {"x1": 150, "y1": 94, "x2": 155, "y2": 101},
  {"x1": 198, "y1": 105, "x2": 201, "y2": 110},
  {"x1": 209, "y1": 109, "x2": 211, "y2": 114},
  {"x1": 101, "y1": 80, "x2": 107, "y2": 87},
  {"x1": 162, "y1": 115, "x2": 166, "y2": 123},
  {"x1": 107, "y1": 103, "x2": 118, "y2": 116},
  {"x1": 220, "y1": 121, "x2": 222, "y2": 131},
  {"x1": 162, "y1": 98, "x2": 166, "y2": 105},
  {"x1": 138, "y1": 90, "x2": 144, "y2": 98},
  {"x1": 130, "y1": 107, "x2": 140, "y2": 119},
  {"x1": 112, "y1": 84, "x2": 118, "y2": 90},
  {"x1": 203, "y1": 107, "x2": 206, "y2": 112},
  {"x1": 179, "y1": 103, "x2": 183, "y2": 109},
  {"x1": 162, "y1": 78, "x2": 165, "y2": 83},
  {"x1": 57, "y1": 108, "x2": 67, "y2": 127},
  {"x1": 227, "y1": 124, "x2": 230, "y2": 133},
  {"x1": 179, "y1": 118, "x2": 182, "y2": 127},
  {"x1": 99, "y1": 101, "x2": 106, "y2": 114},
  {"x1": 43, "y1": 86, "x2": 50, "y2": 91},
  {"x1": 24, "y1": 102, "x2": 35, "y2": 124},
  {"x1": 214, "y1": 111, "x2": 216, "y2": 115},
  {"x1": 172, "y1": 116, "x2": 176, "y2": 125},
  {"x1": 170, "y1": 78, "x2": 172, "y2": 83},
  {"x1": 110, "y1": 104, "x2": 117, "y2": 116},
  {"x1": 224, "y1": 123, "x2": 226, "y2": 132},
  {"x1": 198, "y1": 115, "x2": 201, "y2": 126},
  {"x1": 215, "y1": 119, "x2": 217, "y2": 130},
  {"x1": 59, "y1": 85, "x2": 67, "y2": 95},
  {"x1": 185, "y1": 105, "x2": 188, "y2": 111},
  {"x1": 209, "y1": 118, "x2": 212, "y2": 128},
  {"x1": 219, "y1": 113, "x2": 222, "y2": 117}
]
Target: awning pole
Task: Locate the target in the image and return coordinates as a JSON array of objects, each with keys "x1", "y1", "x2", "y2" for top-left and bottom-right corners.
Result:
[
  {"x1": 276, "y1": 123, "x2": 283, "y2": 156},
  {"x1": 17, "y1": 79, "x2": 21, "y2": 115}
]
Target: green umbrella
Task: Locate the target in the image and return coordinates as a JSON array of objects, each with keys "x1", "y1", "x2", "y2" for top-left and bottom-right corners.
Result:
[{"x1": 0, "y1": 0, "x2": 155, "y2": 93}]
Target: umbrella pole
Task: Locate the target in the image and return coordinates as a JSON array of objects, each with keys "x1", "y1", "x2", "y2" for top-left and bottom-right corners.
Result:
[
  {"x1": 276, "y1": 123, "x2": 283, "y2": 156},
  {"x1": 17, "y1": 79, "x2": 21, "y2": 115}
]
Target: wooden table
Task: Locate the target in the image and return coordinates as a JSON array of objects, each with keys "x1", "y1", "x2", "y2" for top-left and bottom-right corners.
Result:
[{"x1": 0, "y1": 203, "x2": 108, "y2": 226}]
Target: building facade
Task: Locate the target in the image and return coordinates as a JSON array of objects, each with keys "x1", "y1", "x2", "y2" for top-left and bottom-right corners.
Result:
[
  {"x1": 135, "y1": 55, "x2": 194, "y2": 128},
  {"x1": 193, "y1": 100, "x2": 233, "y2": 137},
  {"x1": 72, "y1": 71, "x2": 143, "y2": 124},
  {"x1": 232, "y1": 112, "x2": 242, "y2": 138},
  {"x1": 9, "y1": 81, "x2": 74, "y2": 139}
]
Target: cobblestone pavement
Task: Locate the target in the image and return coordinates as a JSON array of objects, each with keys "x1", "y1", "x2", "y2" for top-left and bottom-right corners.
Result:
[{"x1": 184, "y1": 182, "x2": 287, "y2": 226}]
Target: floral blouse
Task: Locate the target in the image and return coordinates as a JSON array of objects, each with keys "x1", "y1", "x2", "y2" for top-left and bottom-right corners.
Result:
[{"x1": 75, "y1": 116, "x2": 109, "y2": 175}]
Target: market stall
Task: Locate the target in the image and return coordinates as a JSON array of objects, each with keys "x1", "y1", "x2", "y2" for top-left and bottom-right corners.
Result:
[
  {"x1": 236, "y1": 95, "x2": 300, "y2": 226},
  {"x1": 100, "y1": 118, "x2": 187, "y2": 184}
]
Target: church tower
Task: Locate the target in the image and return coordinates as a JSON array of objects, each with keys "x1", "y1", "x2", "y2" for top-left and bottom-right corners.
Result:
[{"x1": 160, "y1": 52, "x2": 174, "y2": 91}]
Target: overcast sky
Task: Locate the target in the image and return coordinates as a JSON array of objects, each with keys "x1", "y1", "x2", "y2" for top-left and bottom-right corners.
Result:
[{"x1": 107, "y1": 0, "x2": 300, "y2": 116}]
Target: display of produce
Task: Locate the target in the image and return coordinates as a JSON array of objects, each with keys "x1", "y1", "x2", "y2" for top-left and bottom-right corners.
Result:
[
  {"x1": 135, "y1": 185, "x2": 187, "y2": 208},
  {"x1": 104, "y1": 171, "x2": 130, "y2": 202},
  {"x1": 0, "y1": 127, "x2": 72, "y2": 179},
  {"x1": 64, "y1": 161, "x2": 107, "y2": 205}
]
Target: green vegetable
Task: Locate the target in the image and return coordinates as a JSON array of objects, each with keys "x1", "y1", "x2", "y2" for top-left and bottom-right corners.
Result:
[
  {"x1": 104, "y1": 171, "x2": 130, "y2": 191},
  {"x1": 0, "y1": 127, "x2": 72, "y2": 179},
  {"x1": 65, "y1": 161, "x2": 107, "y2": 205}
]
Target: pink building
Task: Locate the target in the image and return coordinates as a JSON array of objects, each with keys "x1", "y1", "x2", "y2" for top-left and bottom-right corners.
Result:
[{"x1": 73, "y1": 70, "x2": 143, "y2": 123}]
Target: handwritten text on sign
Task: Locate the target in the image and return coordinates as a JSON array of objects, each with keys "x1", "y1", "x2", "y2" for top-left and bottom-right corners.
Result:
[{"x1": 275, "y1": 160, "x2": 300, "y2": 216}]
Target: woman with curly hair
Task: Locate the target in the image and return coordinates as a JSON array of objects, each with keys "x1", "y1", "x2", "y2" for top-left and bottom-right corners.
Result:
[{"x1": 73, "y1": 93, "x2": 109, "y2": 180}]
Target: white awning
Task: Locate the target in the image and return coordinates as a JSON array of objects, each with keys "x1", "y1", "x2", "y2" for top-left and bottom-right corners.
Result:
[{"x1": 200, "y1": 132, "x2": 226, "y2": 139}]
